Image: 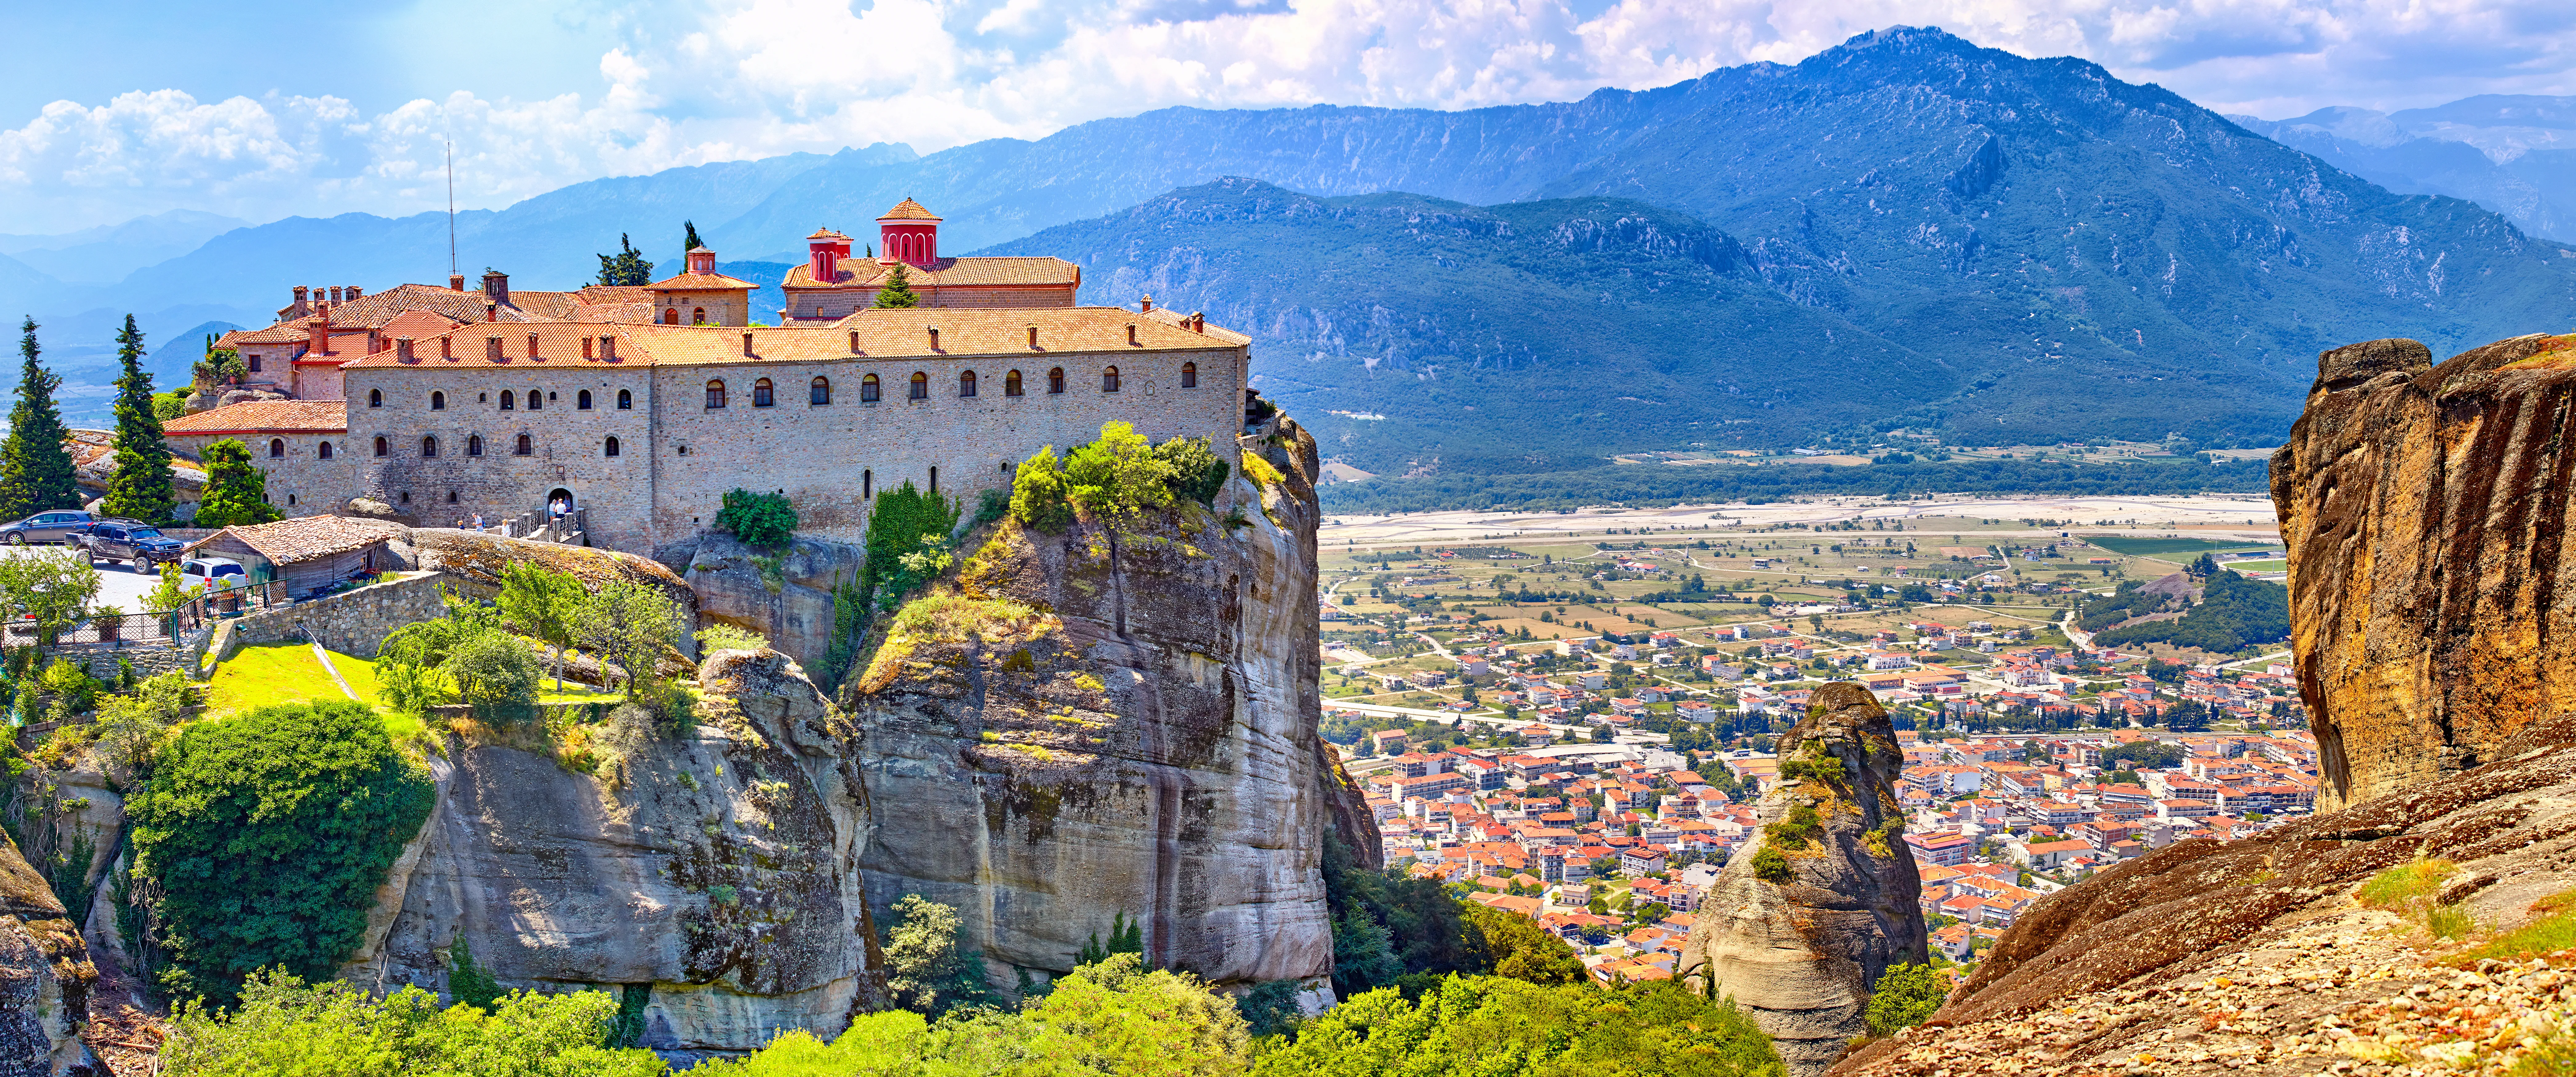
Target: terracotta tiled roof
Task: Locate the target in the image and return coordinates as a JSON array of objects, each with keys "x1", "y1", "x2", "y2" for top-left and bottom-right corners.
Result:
[
  {"x1": 338, "y1": 307, "x2": 1241, "y2": 373},
  {"x1": 879, "y1": 198, "x2": 940, "y2": 221},
  {"x1": 646, "y1": 272, "x2": 759, "y2": 291},
  {"x1": 783, "y1": 256, "x2": 1077, "y2": 290},
  {"x1": 807, "y1": 227, "x2": 848, "y2": 240},
  {"x1": 340, "y1": 323, "x2": 643, "y2": 370},
  {"x1": 578, "y1": 285, "x2": 651, "y2": 304},
  {"x1": 162, "y1": 400, "x2": 347, "y2": 435},
  {"x1": 188, "y1": 515, "x2": 403, "y2": 564},
  {"x1": 221, "y1": 321, "x2": 318, "y2": 346}
]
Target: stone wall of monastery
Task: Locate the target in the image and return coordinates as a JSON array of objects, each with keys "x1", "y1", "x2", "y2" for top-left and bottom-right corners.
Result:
[{"x1": 267, "y1": 345, "x2": 1252, "y2": 554}]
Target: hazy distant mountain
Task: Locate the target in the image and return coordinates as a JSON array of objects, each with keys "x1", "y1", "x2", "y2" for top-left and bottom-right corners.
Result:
[
  {"x1": 2233, "y1": 102, "x2": 2576, "y2": 243},
  {"x1": 0, "y1": 210, "x2": 248, "y2": 284}
]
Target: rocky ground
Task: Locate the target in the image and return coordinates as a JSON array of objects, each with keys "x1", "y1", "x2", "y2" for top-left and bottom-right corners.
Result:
[{"x1": 1845, "y1": 906, "x2": 2575, "y2": 1076}]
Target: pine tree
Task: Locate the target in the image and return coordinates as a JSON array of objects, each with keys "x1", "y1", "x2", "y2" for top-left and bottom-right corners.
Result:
[
  {"x1": 682, "y1": 220, "x2": 704, "y2": 253},
  {"x1": 873, "y1": 263, "x2": 919, "y2": 308},
  {"x1": 194, "y1": 438, "x2": 280, "y2": 528},
  {"x1": 595, "y1": 235, "x2": 655, "y2": 286},
  {"x1": 0, "y1": 318, "x2": 80, "y2": 521},
  {"x1": 102, "y1": 315, "x2": 174, "y2": 524}
]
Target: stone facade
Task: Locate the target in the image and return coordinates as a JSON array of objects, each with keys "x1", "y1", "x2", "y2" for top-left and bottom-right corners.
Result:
[
  {"x1": 213, "y1": 572, "x2": 448, "y2": 660},
  {"x1": 207, "y1": 311, "x2": 1247, "y2": 557}
]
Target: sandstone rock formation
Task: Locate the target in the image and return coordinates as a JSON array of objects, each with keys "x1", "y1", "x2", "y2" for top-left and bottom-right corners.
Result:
[
  {"x1": 0, "y1": 830, "x2": 96, "y2": 1076},
  {"x1": 1677, "y1": 683, "x2": 1924, "y2": 1076},
  {"x1": 841, "y1": 418, "x2": 1349, "y2": 1003},
  {"x1": 2274, "y1": 332, "x2": 2576, "y2": 810},
  {"x1": 1833, "y1": 714, "x2": 2576, "y2": 1077},
  {"x1": 341, "y1": 650, "x2": 883, "y2": 1052},
  {"x1": 657, "y1": 533, "x2": 863, "y2": 675}
]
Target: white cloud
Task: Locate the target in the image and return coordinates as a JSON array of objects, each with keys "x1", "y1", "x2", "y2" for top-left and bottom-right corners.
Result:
[{"x1": 5, "y1": 0, "x2": 2576, "y2": 233}]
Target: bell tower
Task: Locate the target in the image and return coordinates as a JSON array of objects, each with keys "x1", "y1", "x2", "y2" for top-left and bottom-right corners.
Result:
[{"x1": 878, "y1": 198, "x2": 942, "y2": 268}]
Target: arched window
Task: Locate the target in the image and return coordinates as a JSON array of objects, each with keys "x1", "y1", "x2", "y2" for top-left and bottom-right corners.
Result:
[
  {"x1": 501, "y1": 390, "x2": 516, "y2": 411},
  {"x1": 527, "y1": 389, "x2": 543, "y2": 411},
  {"x1": 908, "y1": 372, "x2": 928, "y2": 399},
  {"x1": 960, "y1": 370, "x2": 977, "y2": 397},
  {"x1": 661, "y1": 309, "x2": 678, "y2": 325},
  {"x1": 693, "y1": 307, "x2": 707, "y2": 324},
  {"x1": 431, "y1": 391, "x2": 446, "y2": 410},
  {"x1": 606, "y1": 436, "x2": 621, "y2": 457},
  {"x1": 811, "y1": 376, "x2": 830, "y2": 405},
  {"x1": 753, "y1": 378, "x2": 774, "y2": 407},
  {"x1": 1006, "y1": 370, "x2": 1024, "y2": 396},
  {"x1": 617, "y1": 389, "x2": 632, "y2": 410},
  {"x1": 368, "y1": 389, "x2": 381, "y2": 408},
  {"x1": 267, "y1": 438, "x2": 284, "y2": 458},
  {"x1": 1048, "y1": 367, "x2": 1065, "y2": 394},
  {"x1": 1182, "y1": 362, "x2": 1197, "y2": 388},
  {"x1": 515, "y1": 434, "x2": 532, "y2": 456},
  {"x1": 421, "y1": 436, "x2": 439, "y2": 458},
  {"x1": 862, "y1": 374, "x2": 881, "y2": 402},
  {"x1": 706, "y1": 379, "x2": 727, "y2": 408},
  {"x1": 374, "y1": 436, "x2": 388, "y2": 457},
  {"x1": 862, "y1": 469, "x2": 872, "y2": 499},
  {"x1": 1102, "y1": 366, "x2": 1121, "y2": 392},
  {"x1": 578, "y1": 389, "x2": 593, "y2": 410},
  {"x1": 467, "y1": 435, "x2": 484, "y2": 457},
  {"x1": 317, "y1": 441, "x2": 333, "y2": 460}
]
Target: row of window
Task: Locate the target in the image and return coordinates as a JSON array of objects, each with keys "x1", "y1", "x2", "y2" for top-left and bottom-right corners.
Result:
[
  {"x1": 711, "y1": 363, "x2": 1194, "y2": 407},
  {"x1": 353, "y1": 363, "x2": 1206, "y2": 414},
  {"x1": 339, "y1": 434, "x2": 627, "y2": 458}
]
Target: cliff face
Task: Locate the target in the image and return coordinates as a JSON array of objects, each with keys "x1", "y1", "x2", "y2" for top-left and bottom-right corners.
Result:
[
  {"x1": 841, "y1": 419, "x2": 1344, "y2": 1000},
  {"x1": 2273, "y1": 333, "x2": 2576, "y2": 810},
  {"x1": 1677, "y1": 683, "x2": 1924, "y2": 1077},
  {"x1": 342, "y1": 650, "x2": 885, "y2": 1053},
  {"x1": 656, "y1": 534, "x2": 864, "y2": 676},
  {"x1": 0, "y1": 830, "x2": 94, "y2": 1077}
]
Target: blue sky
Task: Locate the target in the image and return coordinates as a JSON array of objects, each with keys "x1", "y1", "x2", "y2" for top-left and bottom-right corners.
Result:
[{"x1": 5, "y1": 0, "x2": 2574, "y2": 234}]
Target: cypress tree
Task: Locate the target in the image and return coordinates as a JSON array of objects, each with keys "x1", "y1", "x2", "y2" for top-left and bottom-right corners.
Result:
[
  {"x1": 103, "y1": 314, "x2": 175, "y2": 524},
  {"x1": 0, "y1": 318, "x2": 80, "y2": 520},
  {"x1": 595, "y1": 236, "x2": 655, "y2": 286},
  {"x1": 873, "y1": 263, "x2": 919, "y2": 308},
  {"x1": 194, "y1": 438, "x2": 280, "y2": 528},
  {"x1": 683, "y1": 220, "x2": 705, "y2": 253}
]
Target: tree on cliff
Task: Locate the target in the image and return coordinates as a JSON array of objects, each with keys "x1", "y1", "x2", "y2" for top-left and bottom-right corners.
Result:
[
  {"x1": 1864, "y1": 961, "x2": 1951, "y2": 1035},
  {"x1": 498, "y1": 563, "x2": 585, "y2": 691},
  {"x1": 864, "y1": 480, "x2": 958, "y2": 603},
  {"x1": 573, "y1": 579, "x2": 683, "y2": 695},
  {"x1": 194, "y1": 438, "x2": 281, "y2": 528},
  {"x1": 683, "y1": 220, "x2": 705, "y2": 254},
  {"x1": 0, "y1": 317, "x2": 79, "y2": 520},
  {"x1": 128, "y1": 700, "x2": 436, "y2": 1005},
  {"x1": 880, "y1": 894, "x2": 1000, "y2": 1019},
  {"x1": 103, "y1": 314, "x2": 176, "y2": 524},
  {"x1": 595, "y1": 234, "x2": 654, "y2": 286},
  {"x1": 872, "y1": 263, "x2": 918, "y2": 308}
]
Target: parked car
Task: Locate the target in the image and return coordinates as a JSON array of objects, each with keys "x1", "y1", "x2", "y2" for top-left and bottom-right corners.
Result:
[
  {"x1": 83, "y1": 520, "x2": 186, "y2": 571},
  {"x1": 181, "y1": 558, "x2": 246, "y2": 591},
  {"x1": 0, "y1": 509, "x2": 97, "y2": 545}
]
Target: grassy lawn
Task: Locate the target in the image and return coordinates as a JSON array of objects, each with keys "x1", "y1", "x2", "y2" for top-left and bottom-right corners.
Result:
[
  {"x1": 2079, "y1": 535, "x2": 2273, "y2": 557},
  {"x1": 204, "y1": 643, "x2": 420, "y2": 735}
]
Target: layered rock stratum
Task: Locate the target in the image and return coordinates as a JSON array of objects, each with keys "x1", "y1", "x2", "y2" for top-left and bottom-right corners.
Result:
[
  {"x1": 2274, "y1": 333, "x2": 2576, "y2": 811},
  {"x1": 1678, "y1": 683, "x2": 1925, "y2": 1076},
  {"x1": 842, "y1": 418, "x2": 1367, "y2": 1004},
  {"x1": 0, "y1": 831, "x2": 95, "y2": 1076}
]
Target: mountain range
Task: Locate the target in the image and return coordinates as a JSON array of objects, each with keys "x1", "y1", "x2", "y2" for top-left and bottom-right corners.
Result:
[{"x1": 3, "y1": 26, "x2": 2573, "y2": 478}]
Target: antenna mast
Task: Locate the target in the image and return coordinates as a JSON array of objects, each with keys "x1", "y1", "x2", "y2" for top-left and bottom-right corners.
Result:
[{"x1": 446, "y1": 141, "x2": 457, "y2": 278}]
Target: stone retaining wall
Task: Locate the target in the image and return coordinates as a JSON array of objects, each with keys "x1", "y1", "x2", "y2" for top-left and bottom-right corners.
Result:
[
  {"x1": 51, "y1": 641, "x2": 190, "y2": 683},
  {"x1": 217, "y1": 572, "x2": 450, "y2": 661}
]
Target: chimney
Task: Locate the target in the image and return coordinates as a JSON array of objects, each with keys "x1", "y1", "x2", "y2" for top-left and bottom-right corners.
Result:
[
  {"x1": 329, "y1": 286, "x2": 344, "y2": 303},
  {"x1": 346, "y1": 286, "x2": 363, "y2": 301},
  {"x1": 482, "y1": 270, "x2": 510, "y2": 306},
  {"x1": 1028, "y1": 326, "x2": 1040, "y2": 350},
  {"x1": 450, "y1": 273, "x2": 466, "y2": 291},
  {"x1": 308, "y1": 317, "x2": 327, "y2": 359},
  {"x1": 293, "y1": 285, "x2": 309, "y2": 307},
  {"x1": 486, "y1": 336, "x2": 503, "y2": 361},
  {"x1": 927, "y1": 327, "x2": 940, "y2": 351},
  {"x1": 849, "y1": 331, "x2": 862, "y2": 354},
  {"x1": 582, "y1": 337, "x2": 594, "y2": 359},
  {"x1": 1126, "y1": 323, "x2": 1137, "y2": 346},
  {"x1": 440, "y1": 335, "x2": 453, "y2": 360},
  {"x1": 396, "y1": 338, "x2": 415, "y2": 362},
  {"x1": 528, "y1": 333, "x2": 540, "y2": 358},
  {"x1": 742, "y1": 331, "x2": 755, "y2": 356},
  {"x1": 1140, "y1": 294, "x2": 1153, "y2": 312},
  {"x1": 1190, "y1": 312, "x2": 1205, "y2": 333},
  {"x1": 602, "y1": 336, "x2": 617, "y2": 361},
  {"x1": 486, "y1": 303, "x2": 497, "y2": 323}
]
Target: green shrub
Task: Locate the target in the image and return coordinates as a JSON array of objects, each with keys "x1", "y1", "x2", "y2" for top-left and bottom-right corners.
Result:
[
  {"x1": 1064, "y1": 422, "x2": 1177, "y2": 527},
  {"x1": 128, "y1": 700, "x2": 435, "y2": 1005},
  {"x1": 880, "y1": 894, "x2": 999, "y2": 1019},
  {"x1": 1251, "y1": 975, "x2": 1779, "y2": 1077},
  {"x1": 715, "y1": 489, "x2": 797, "y2": 549},
  {"x1": 1459, "y1": 902, "x2": 1585, "y2": 985},
  {"x1": 446, "y1": 940, "x2": 503, "y2": 1011},
  {"x1": 1864, "y1": 962, "x2": 1949, "y2": 1035},
  {"x1": 1152, "y1": 436, "x2": 1230, "y2": 505},
  {"x1": 1766, "y1": 801, "x2": 1822, "y2": 847},
  {"x1": 442, "y1": 631, "x2": 539, "y2": 721},
  {"x1": 695, "y1": 623, "x2": 769, "y2": 655},
  {"x1": 1010, "y1": 446, "x2": 1075, "y2": 533},
  {"x1": 1751, "y1": 845, "x2": 1795, "y2": 885},
  {"x1": 864, "y1": 481, "x2": 960, "y2": 597},
  {"x1": 160, "y1": 969, "x2": 664, "y2": 1076}
]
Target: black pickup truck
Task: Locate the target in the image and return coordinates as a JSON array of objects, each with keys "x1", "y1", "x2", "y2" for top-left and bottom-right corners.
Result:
[{"x1": 82, "y1": 520, "x2": 186, "y2": 572}]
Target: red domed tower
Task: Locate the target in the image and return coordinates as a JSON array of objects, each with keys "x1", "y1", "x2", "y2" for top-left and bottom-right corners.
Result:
[{"x1": 879, "y1": 198, "x2": 941, "y2": 267}]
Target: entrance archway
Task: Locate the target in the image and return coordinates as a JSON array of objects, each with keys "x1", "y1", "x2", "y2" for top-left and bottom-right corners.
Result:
[{"x1": 547, "y1": 488, "x2": 576, "y2": 519}]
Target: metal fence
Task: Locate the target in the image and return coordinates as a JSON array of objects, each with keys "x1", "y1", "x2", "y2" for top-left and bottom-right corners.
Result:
[{"x1": 6, "y1": 579, "x2": 302, "y2": 648}]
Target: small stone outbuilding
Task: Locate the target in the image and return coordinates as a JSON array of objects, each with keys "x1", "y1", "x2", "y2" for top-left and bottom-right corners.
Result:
[{"x1": 184, "y1": 516, "x2": 405, "y2": 595}]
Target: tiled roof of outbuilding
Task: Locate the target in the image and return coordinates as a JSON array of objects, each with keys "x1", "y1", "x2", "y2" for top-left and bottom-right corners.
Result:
[
  {"x1": 187, "y1": 515, "x2": 403, "y2": 564},
  {"x1": 162, "y1": 400, "x2": 348, "y2": 435}
]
